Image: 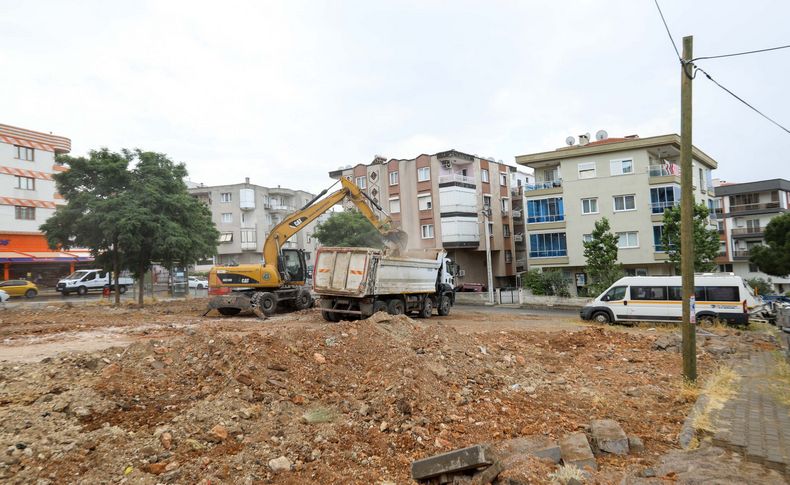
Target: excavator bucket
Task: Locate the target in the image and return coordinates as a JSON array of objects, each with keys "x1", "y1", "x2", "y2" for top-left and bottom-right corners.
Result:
[{"x1": 383, "y1": 229, "x2": 409, "y2": 253}]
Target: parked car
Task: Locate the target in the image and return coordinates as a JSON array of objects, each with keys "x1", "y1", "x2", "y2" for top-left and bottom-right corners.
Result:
[
  {"x1": 188, "y1": 276, "x2": 208, "y2": 289},
  {"x1": 0, "y1": 280, "x2": 38, "y2": 298},
  {"x1": 56, "y1": 270, "x2": 134, "y2": 296}
]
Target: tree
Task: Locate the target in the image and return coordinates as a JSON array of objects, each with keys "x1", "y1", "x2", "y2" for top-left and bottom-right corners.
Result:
[
  {"x1": 749, "y1": 212, "x2": 790, "y2": 277},
  {"x1": 313, "y1": 210, "x2": 385, "y2": 248},
  {"x1": 746, "y1": 277, "x2": 774, "y2": 296},
  {"x1": 40, "y1": 149, "x2": 133, "y2": 305},
  {"x1": 661, "y1": 203, "x2": 720, "y2": 273},
  {"x1": 583, "y1": 217, "x2": 624, "y2": 296},
  {"x1": 522, "y1": 269, "x2": 571, "y2": 297}
]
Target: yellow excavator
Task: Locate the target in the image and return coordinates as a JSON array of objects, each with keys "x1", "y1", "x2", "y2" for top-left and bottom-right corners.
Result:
[{"x1": 207, "y1": 177, "x2": 406, "y2": 317}]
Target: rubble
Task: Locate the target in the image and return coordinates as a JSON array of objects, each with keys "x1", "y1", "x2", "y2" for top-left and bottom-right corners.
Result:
[
  {"x1": 559, "y1": 433, "x2": 597, "y2": 471},
  {"x1": 590, "y1": 419, "x2": 630, "y2": 455}
]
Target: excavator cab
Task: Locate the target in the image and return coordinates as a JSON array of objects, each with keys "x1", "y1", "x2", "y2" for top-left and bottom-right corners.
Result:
[{"x1": 279, "y1": 248, "x2": 307, "y2": 284}]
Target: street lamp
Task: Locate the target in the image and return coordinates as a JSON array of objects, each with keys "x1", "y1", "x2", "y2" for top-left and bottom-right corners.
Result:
[{"x1": 481, "y1": 207, "x2": 494, "y2": 305}]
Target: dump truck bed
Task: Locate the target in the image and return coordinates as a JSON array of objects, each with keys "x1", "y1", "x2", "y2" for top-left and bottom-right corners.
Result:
[{"x1": 313, "y1": 247, "x2": 442, "y2": 298}]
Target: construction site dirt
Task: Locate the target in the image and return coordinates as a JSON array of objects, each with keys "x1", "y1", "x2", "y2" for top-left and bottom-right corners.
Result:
[{"x1": 0, "y1": 300, "x2": 781, "y2": 484}]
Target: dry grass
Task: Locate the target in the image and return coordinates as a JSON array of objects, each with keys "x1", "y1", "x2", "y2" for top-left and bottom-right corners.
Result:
[
  {"x1": 769, "y1": 351, "x2": 790, "y2": 406},
  {"x1": 747, "y1": 321, "x2": 778, "y2": 335},
  {"x1": 693, "y1": 364, "x2": 740, "y2": 434},
  {"x1": 301, "y1": 406, "x2": 337, "y2": 424},
  {"x1": 548, "y1": 464, "x2": 587, "y2": 484}
]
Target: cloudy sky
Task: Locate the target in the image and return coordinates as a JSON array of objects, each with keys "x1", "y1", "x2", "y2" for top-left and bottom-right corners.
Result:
[{"x1": 2, "y1": 0, "x2": 788, "y2": 194}]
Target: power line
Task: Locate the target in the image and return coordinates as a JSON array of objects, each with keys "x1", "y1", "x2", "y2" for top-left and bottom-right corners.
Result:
[
  {"x1": 653, "y1": 0, "x2": 681, "y2": 61},
  {"x1": 695, "y1": 67, "x2": 790, "y2": 135},
  {"x1": 693, "y1": 44, "x2": 790, "y2": 62}
]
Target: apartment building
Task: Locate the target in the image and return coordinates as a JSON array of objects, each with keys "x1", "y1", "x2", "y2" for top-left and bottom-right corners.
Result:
[
  {"x1": 328, "y1": 150, "x2": 519, "y2": 287},
  {"x1": 515, "y1": 133, "x2": 718, "y2": 295},
  {"x1": 0, "y1": 123, "x2": 94, "y2": 285},
  {"x1": 714, "y1": 178, "x2": 790, "y2": 293},
  {"x1": 510, "y1": 170, "x2": 536, "y2": 274},
  {"x1": 188, "y1": 179, "x2": 323, "y2": 269}
]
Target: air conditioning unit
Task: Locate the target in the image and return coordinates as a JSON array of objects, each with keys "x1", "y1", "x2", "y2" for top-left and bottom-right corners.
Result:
[
  {"x1": 457, "y1": 269, "x2": 466, "y2": 277},
  {"x1": 442, "y1": 160, "x2": 452, "y2": 169}
]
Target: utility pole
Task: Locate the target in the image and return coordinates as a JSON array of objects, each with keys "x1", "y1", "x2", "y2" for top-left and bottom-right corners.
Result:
[
  {"x1": 680, "y1": 35, "x2": 697, "y2": 382},
  {"x1": 482, "y1": 207, "x2": 495, "y2": 305}
]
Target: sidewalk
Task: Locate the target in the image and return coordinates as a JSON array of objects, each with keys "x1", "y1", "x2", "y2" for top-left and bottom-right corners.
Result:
[{"x1": 709, "y1": 351, "x2": 790, "y2": 477}]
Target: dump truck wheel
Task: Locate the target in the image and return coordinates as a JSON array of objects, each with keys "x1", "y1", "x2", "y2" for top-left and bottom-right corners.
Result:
[
  {"x1": 418, "y1": 298, "x2": 433, "y2": 318},
  {"x1": 218, "y1": 308, "x2": 241, "y2": 316},
  {"x1": 437, "y1": 295, "x2": 451, "y2": 316},
  {"x1": 321, "y1": 310, "x2": 339, "y2": 322},
  {"x1": 387, "y1": 299, "x2": 405, "y2": 315},
  {"x1": 373, "y1": 300, "x2": 387, "y2": 314}
]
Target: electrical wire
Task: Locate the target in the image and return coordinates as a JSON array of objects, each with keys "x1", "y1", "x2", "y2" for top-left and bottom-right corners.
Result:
[
  {"x1": 693, "y1": 44, "x2": 790, "y2": 62},
  {"x1": 653, "y1": 0, "x2": 681, "y2": 61},
  {"x1": 695, "y1": 67, "x2": 790, "y2": 135}
]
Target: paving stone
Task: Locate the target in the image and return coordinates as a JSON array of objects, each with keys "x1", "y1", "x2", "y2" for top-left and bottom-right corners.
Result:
[
  {"x1": 590, "y1": 419, "x2": 629, "y2": 455},
  {"x1": 492, "y1": 435, "x2": 561, "y2": 464},
  {"x1": 559, "y1": 433, "x2": 597, "y2": 471},
  {"x1": 412, "y1": 445, "x2": 494, "y2": 480}
]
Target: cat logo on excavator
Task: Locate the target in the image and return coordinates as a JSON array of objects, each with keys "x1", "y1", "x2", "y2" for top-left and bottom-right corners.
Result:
[{"x1": 289, "y1": 216, "x2": 308, "y2": 228}]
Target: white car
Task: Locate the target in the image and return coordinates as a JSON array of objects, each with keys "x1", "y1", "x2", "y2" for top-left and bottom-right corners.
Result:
[{"x1": 188, "y1": 276, "x2": 208, "y2": 289}]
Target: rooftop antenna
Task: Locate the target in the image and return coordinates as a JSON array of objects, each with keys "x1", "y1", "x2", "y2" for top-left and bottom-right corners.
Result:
[
  {"x1": 595, "y1": 129, "x2": 609, "y2": 141},
  {"x1": 565, "y1": 136, "x2": 576, "y2": 146}
]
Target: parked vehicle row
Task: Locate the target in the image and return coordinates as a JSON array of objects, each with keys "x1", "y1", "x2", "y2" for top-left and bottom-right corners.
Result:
[{"x1": 0, "y1": 280, "x2": 39, "y2": 298}]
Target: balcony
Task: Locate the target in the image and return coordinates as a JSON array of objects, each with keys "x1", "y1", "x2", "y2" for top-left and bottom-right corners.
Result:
[
  {"x1": 240, "y1": 241, "x2": 258, "y2": 251},
  {"x1": 438, "y1": 174, "x2": 475, "y2": 187},
  {"x1": 511, "y1": 187, "x2": 523, "y2": 197},
  {"x1": 732, "y1": 250, "x2": 751, "y2": 260},
  {"x1": 649, "y1": 164, "x2": 681, "y2": 177},
  {"x1": 729, "y1": 202, "x2": 781, "y2": 214},
  {"x1": 529, "y1": 249, "x2": 567, "y2": 258},
  {"x1": 526, "y1": 213, "x2": 565, "y2": 224},
  {"x1": 514, "y1": 234, "x2": 524, "y2": 242},
  {"x1": 650, "y1": 200, "x2": 680, "y2": 214},
  {"x1": 525, "y1": 180, "x2": 563, "y2": 192},
  {"x1": 512, "y1": 209, "x2": 522, "y2": 219},
  {"x1": 270, "y1": 204, "x2": 295, "y2": 212},
  {"x1": 731, "y1": 227, "x2": 764, "y2": 238}
]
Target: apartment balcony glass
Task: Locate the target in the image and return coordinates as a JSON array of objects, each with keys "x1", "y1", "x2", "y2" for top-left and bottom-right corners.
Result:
[
  {"x1": 650, "y1": 186, "x2": 680, "y2": 214},
  {"x1": 648, "y1": 164, "x2": 681, "y2": 177},
  {"x1": 529, "y1": 232, "x2": 567, "y2": 258},
  {"x1": 729, "y1": 202, "x2": 781, "y2": 213},
  {"x1": 524, "y1": 180, "x2": 563, "y2": 192},
  {"x1": 526, "y1": 197, "x2": 564, "y2": 223}
]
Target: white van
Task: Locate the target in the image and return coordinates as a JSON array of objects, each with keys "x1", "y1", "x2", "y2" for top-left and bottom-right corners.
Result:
[
  {"x1": 580, "y1": 274, "x2": 759, "y2": 326},
  {"x1": 56, "y1": 269, "x2": 134, "y2": 296}
]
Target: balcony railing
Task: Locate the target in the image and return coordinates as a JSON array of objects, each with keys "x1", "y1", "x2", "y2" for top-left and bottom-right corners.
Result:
[
  {"x1": 648, "y1": 164, "x2": 681, "y2": 177},
  {"x1": 526, "y1": 214, "x2": 565, "y2": 224},
  {"x1": 270, "y1": 204, "x2": 295, "y2": 212},
  {"x1": 732, "y1": 250, "x2": 750, "y2": 260},
  {"x1": 650, "y1": 200, "x2": 680, "y2": 214},
  {"x1": 438, "y1": 174, "x2": 475, "y2": 185},
  {"x1": 240, "y1": 242, "x2": 258, "y2": 251},
  {"x1": 729, "y1": 202, "x2": 781, "y2": 213},
  {"x1": 525, "y1": 180, "x2": 563, "y2": 192},
  {"x1": 529, "y1": 249, "x2": 567, "y2": 258},
  {"x1": 731, "y1": 227, "x2": 764, "y2": 237}
]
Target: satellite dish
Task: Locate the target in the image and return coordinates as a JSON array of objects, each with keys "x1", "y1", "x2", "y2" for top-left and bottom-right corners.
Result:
[
  {"x1": 565, "y1": 136, "x2": 576, "y2": 146},
  {"x1": 596, "y1": 130, "x2": 609, "y2": 141}
]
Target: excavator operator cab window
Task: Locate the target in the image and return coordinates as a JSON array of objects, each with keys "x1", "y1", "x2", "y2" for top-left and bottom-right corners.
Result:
[{"x1": 281, "y1": 249, "x2": 306, "y2": 282}]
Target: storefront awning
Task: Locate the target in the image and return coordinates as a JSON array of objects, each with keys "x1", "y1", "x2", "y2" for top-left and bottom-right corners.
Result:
[
  {"x1": 63, "y1": 251, "x2": 94, "y2": 262},
  {"x1": 0, "y1": 252, "x2": 36, "y2": 263},
  {"x1": 0, "y1": 251, "x2": 95, "y2": 263}
]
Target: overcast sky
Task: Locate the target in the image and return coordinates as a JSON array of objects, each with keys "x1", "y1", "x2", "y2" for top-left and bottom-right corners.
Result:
[{"x1": 2, "y1": 0, "x2": 788, "y2": 194}]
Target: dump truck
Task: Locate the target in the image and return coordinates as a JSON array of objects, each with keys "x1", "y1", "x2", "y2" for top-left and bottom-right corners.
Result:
[{"x1": 313, "y1": 246, "x2": 458, "y2": 321}]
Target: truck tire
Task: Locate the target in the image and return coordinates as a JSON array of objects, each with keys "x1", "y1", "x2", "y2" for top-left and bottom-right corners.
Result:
[
  {"x1": 218, "y1": 308, "x2": 241, "y2": 316},
  {"x1": 293, "y1": 289, "x2": 312, "y2": 311},
  {"x1": 252, "y1": 292, "x2": 277, "y2": 317},
  {"x1": 373, "y1": 300, "x2": 387, "y2": 314},
  {"x1": 321, "y1": 310, "x2": 340, "y2": 322},
  {"x1": 387, "y1": 298, "x2": 405, "y2": 315},
  {"x1": 437, "y1": 295, "x2": 451, "y2": 316},
  {"x1": 418, "y1": 298, "x2": 433, "y2": 318},
  {"x1": 77, "y1": 286, "x2": 88, "y2": 296}
]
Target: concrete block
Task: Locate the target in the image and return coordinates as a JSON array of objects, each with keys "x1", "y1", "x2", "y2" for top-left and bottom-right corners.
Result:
[
  {"x1": 591, "y1": 419, "x2": 629, "y2": 455},
  {"x1": 493, "y1": 435, "x2": 561, "y2": 464},
  {"x1": 559, "y1": 433, "x2": 597, "y2": 471},
  {"x1": 412, "y1": 445, "x2": 494, "y2": 480}
]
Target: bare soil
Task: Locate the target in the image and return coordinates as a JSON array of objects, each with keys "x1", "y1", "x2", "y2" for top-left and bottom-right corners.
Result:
[{"x1": 0, "y1": 299, "x2": 780, "y2": 484}]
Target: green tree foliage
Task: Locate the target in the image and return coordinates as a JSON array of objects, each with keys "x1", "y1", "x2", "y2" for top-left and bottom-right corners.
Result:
[
  {"x1": 661, "y1": 203, "x2": 720, "y2": 273},
  {"x1": 749, "y1": 212, "x2": 790, "y2": 277},
  {"x1": 583, "y1": 217, "x2": 624, "y2": 296},
  {"x1": 522, "y1": 269, "x2": 571, "y2": 297},
  {"x1": 41, "y1": 149, "x2": 218, "y2": 306},
  {"x1": 746, "y1": 277, "x2": 774, "y2": 296},
  {"x1": 313, "y1": 210, "x2": 384, "y2": 248}
]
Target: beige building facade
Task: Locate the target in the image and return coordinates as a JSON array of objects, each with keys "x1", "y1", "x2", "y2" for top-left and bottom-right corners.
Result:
[
  {"x1": 516, "y1": 134, "x2": 718, "y2": 295},
  {"x1": 329, "y1": 150, "x2": 519, "y2": 287}
]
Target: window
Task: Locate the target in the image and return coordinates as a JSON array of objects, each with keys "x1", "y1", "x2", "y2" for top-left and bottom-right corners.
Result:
[
  {"x1": 15, "y1": 145, "x2": 34, "y2": 161},
  {"x1": 631, "y1": 286, "x2": 668, "y2": 301},
  {"x1": 488, "y1": 222, "x2": 494, "y2": 237},
  {"x1": 218, "y1": 232, "x2": 233, "y2": 243},
  {"x1": 240, "y1": 228, "x2": 257, "y2": 244},
  {"x1": 499, "y1": 173, "x2": 508, "y2": 186},
  {"x1": 653, "y1": 225, "x2": 668, "y2": 252},
  {"x1": 505, "y1": 250, "x2": 513, "y2": 263},
  {"x1": 421, "y1": 224, "x2": 434, "y2": 239},
  {"x1": 221, "y1": 213, "x2": 233, "y2": 223},
  {"x1": 15, "y1": 176, "x2": 35, "y2": 190},
  {"x1": 616, "y1": 231, "x2": 639, "y2": 248},
  {"x1": 15, "y1": 206, "x2": 35, "y2": 220},
  {"x1": 481, "y1": 169, "x2": 489, "y2": 183},
  {"x1": 698, "y1": 168, "x2": 704, "y2": 191},
  {"x1": 613, "y1": 194, "x2": 636, "y2": 212},
  {"x1": 602, "y1": 286, "x2": 627, "y2": 301},
  {"x1": 748, "y1": 263, "x2": 760, "y2": 273},
  {"x1": 389, "y1": 197, "x2": 400, "y2": 213},
  {"x1": 389, "y1": 171, "x2": 399, "y2": 186},
  {"x1": 220, "y1": 192, "x2": 232, "y2": 203},
  {"x1": 503, "y1": 225, "x2": 511, "y2": 237},
  {"x1": 581, "y1": 198, "x2": 598, "y2": 214},
  {"x1": 610, "y1": 159, "x2": 634, "y2": 176},
  {"x1": 582, "y1": 233, "x2": 593, "y2": 243},
  {"x1": 483, "y1": 195, "x2": 492, "y2": 209},
  {"x1": 719, "y1": 264, "x2": 733, "y2": 273},
  {"x1": 578, "y1": 162, "x2": 596, "y2": 179},
  {"x1": 417, "y1": 193, "x2": 432, "y2": 211},
  {"x1": 650, "y1": 186, "x2": 680, "y2": 213},
  {"x1": 501, "y1": 198, "x2": 509, "y2": 213},
  {"x1": 306, "y1": 233, "x2": 312, "y2": 244},
  {"x1": 526, "y1": 197, "x2": 564, "y2": 223},
  {"x1": 706, "y1": 286, "x2": 739, "y2": 302},
  {"x1": 355, "y1": 176, "x2": 367, "y2": 189},
  {"x1": 529, "y1": 232, "x2": 567, "y2": 258},
  {"x1": 417, "y1": 167, "x2": 431, "y2": 182},
  {"x1": 669, "y1": 286, "x2": 707, "y2": 301},
  {"x1": 543, "y1": 167, "x2": 560, "y2": 182}
]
